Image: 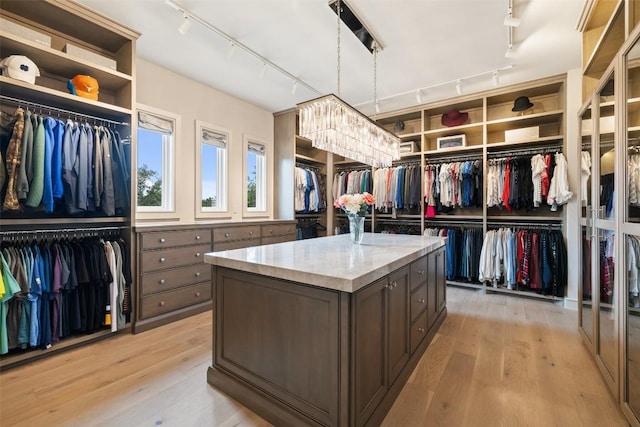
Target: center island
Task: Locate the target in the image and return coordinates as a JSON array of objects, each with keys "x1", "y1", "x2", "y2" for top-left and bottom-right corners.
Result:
[{"x1": 204, "y1": 233, "x2": 447, "y2": 427}]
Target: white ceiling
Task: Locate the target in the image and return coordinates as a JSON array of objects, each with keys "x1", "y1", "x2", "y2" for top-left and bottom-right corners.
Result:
[{"x1": 78, "y1": 0, "x2": 586, "y2": 115}]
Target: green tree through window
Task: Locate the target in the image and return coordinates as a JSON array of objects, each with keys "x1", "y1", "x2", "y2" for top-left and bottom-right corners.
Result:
[{"x1": 137, "y1": 163, "x2": 162, "y2": 206}]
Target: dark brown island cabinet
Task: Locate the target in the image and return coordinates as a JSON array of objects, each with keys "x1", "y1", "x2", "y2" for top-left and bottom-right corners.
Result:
[{"x1": 204, "y1": 233, "x2": 447, "y2": 426}]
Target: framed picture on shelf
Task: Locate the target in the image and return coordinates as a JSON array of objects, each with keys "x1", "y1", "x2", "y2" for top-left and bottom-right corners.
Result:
[{"x1": 437, "y1": 134, "x2": 466, "y2": 150}]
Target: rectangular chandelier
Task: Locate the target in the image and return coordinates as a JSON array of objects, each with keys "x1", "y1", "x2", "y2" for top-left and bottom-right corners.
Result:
[{"x1": 297, "y1": 94, "x2": 400, "y2": 168}]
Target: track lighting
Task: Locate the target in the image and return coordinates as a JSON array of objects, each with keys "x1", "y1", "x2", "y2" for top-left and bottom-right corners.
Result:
[
  {"x1": 455, "y1": 80, "x2": 462, "y2": 95},
  {"x1": 291, "y1": 81, "x2": 298, "y2": 95},
  {"x1": 416, "y1": 91, "x2": 423, "y2": 104},
  {"x1": 260, "y1": 63, "x2": 267, "y2": 79},
  {"x1": 504, "y1": 0, "x2": 520, "y2": 27},
  {"x1": 492, "y1": 70, "x2": 499, "y2": 86},
  {"x1": 226, "y1": 43, "x2": 236, "y2": 60},
  {"x1": 375, "y1": 102, "x2": 380, "y2": 114},
  {"x1": 177, "y1": 14, "x2": 192, "y2": 35}
]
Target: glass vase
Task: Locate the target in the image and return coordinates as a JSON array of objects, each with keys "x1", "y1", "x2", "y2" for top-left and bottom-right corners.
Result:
[{"x1": 348, "y1": 215, "x2": 365, "y2": 245}]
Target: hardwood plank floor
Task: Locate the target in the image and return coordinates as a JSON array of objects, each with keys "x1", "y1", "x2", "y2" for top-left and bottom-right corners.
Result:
[{"x1": 0, "y1": 287, "x2": 629, "y2": 426}]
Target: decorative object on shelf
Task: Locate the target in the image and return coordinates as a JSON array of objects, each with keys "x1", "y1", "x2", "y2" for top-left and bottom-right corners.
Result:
[
  {"x1": 0, "y1": 55, "x2": 40, "y2": 84},
  {"x1": 437, "y1": 134, "x2": 466, "y2": 150},
  {"x1": 334, "y1": 192, "x2": 375, "y2": 244},
  {"x1": 399, "y1": 141, "x2": 419, "y2": 153},
  {"x1": 297, "y1": 0, "x2": 400, "y2": 168},
  {"x1": 67, "y1": 75, "x2": 99, "y2": 101},
  {"x1": 441, "y1": 109, "x2": 469, "y2": 127},
  {"x1": 394, "y1": 120, "x2": 405, "y2": 132},
  {"x1": 505, "y1": 126, "x2": 539, "y2": 142},
  {"x1": 63, "y1": 43, "x2": 117, "y2": 70},
  {"x1": 512, "y1": 95, "x2": 534, "y2": 112},
  {"x1": 0, "y1": 17, "x2": 51, "y2": 47}
]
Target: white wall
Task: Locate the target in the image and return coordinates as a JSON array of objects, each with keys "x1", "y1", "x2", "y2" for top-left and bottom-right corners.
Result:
[{"x1": 134, "y1": 58, "x2": 274, "y2": 224}]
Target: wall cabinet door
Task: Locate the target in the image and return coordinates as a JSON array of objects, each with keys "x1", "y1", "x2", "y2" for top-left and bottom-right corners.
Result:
[
  {"x1": 387, "y1": 267, "x2": 410, "y2": 387},
  {"x1": 354, "y1": 277, "x2": 387, "y2": 426}
]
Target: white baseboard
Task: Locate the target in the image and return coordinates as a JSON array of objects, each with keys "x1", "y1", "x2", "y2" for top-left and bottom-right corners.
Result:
[{"x1": 564, "y1": 297, "x2": 578, "y2": 311}]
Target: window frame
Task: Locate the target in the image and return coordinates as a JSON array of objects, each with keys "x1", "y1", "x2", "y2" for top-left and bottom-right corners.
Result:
[
  {"x1": 135, "y1": 104, "x2": 178, "y2": 214},
  {"x1": 195, "y1": 120, "x2": 230, "y2": 216},
  {"x1": 244, "y1": 135, "x2": 268, "y2": 214}
]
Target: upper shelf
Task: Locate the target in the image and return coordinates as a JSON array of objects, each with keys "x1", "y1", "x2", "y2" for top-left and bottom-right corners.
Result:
[
  {"x1": 0, "y1": 75, "x2": 131, "y2": 120},
  {"x1": 582, "y1": 0, "x2": 625, "y2": 77},
  {"x1": 0, "y1": 31, "x2": 132, "y2": 90},
  {"x1": 486, "y1": 110, "x2": 564, "y2": 131}
]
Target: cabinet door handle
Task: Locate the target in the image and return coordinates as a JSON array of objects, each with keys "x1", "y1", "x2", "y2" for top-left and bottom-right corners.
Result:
[
  {"x1": 195, "y1": 292, "x2": 201, "y2": 297},
  {"x1": 196, "y1": 235, "x2": 201, "y2": 240},
  {"x1": 159, "y1": 238, "x2": 166, "y2": 243},
  {"x1": 195, "y1": 272, "x2": 201, "y2": 277},
  {"x1": 159, "y1": 301, "x2": 166, "y2": 307},
  {"x1": 418, "y1": 298, "x2": 425, "y2": 304},
  {"x1": 196, "y1": 252, "x2": 201, "y2": 257},
  {"x1": 417, "y1": 327, "x2": 425, "y2": 333},
  {"x1": 392, "y1": 281, "x2": 398, "y2": 288},
  {"x1": 160, "y1": 257, "x2": 166, "y2": 263},
  {"x1": 417, "y1": 270, "x2": 424, "y2": 275},
  {"x1": 159, "y1": 279, "x2": 166, "y2": 284}
]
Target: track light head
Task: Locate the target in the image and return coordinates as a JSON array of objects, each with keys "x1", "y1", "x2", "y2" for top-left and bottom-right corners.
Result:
[
  {"x1": 291, "y1": 81, "x2": 298, "y2": 95},
  {"x1": 375, "y1": 102, "x2": 380, "y2": 114},
  {"x1": 455, "y1": 80, "x2": 462, "y2": 95},
  {"x1": 416, "y1": 91, "x2": 423, "y2": 104},
  {"x1": 178, "y1": 14, "x2": 192, "y2": 35},
  {"x1": 492, "y1": 71, "x2": 499, "y2": 86}
]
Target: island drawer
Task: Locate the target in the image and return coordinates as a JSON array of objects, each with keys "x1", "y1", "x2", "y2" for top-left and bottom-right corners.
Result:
[
  {"x1": 214, "y1": 238, "x2": 261, "y2": 251},
  {"x1": 410, "y1": 283, "x2": 427, "y2": 322},
  {"x1": 410, "y1": 309, "x2": 428, "y2": 354},
  {"x1": 261, "y1": 223, "x2": 295, "y2": 237},
  {"x1": 410, "y1": 255, "x2": 428, "y2": 291},
  {"x1": 214, "y1": 225, "x2": 261, "y2": 242},
  {"x1": 140, "y1": 229, "x2": 211, "y2": 250},
  {"x1": 140, "y1": 264, "x2": 212, "y2": 296},
  {"x1": 139, "y1": 282, "x2": 212, "y2": 319},
  {"x1": 140, "y1": 244, "x2": 210, "y2": 272}
]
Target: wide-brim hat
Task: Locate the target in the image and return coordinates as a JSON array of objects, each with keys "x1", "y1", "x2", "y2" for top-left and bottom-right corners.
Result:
[
  {"x1": 441, "y1": 109, "x2": 469, "y2": 127},
  {"x1": 512, "y1": 96, "x2": 534, "y2": 112}
]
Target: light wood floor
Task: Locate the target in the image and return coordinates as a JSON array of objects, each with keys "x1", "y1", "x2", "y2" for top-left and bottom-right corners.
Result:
[{"x1": 0, "y1": 287, "x2": 629, "y2": 427}]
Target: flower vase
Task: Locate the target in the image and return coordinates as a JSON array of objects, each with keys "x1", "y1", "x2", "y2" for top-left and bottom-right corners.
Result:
[{"x1": 348, "y1": 215, "x2": 365, "y2": 245}]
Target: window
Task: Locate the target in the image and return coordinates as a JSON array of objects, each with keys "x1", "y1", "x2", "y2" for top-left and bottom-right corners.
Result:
[
  {"x1": 136, "y1": 107, "x2": 176, "y2": 212},
  {"x1": 247, "y1": 140, "x2": 266, "y2": 211},
  {"x1": 198, "y1": 122, "x2": 228, "y2": 212}
]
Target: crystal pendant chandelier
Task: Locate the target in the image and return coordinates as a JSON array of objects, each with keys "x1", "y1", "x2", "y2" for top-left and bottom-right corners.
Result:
[{"x1": 297, "y1": 0, "x2": 400, "y2": 168}]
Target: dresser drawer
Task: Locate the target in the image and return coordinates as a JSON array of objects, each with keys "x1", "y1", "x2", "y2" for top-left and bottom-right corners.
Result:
[
  {"x1": 262, "y1": 234, "x2": 295, "y2": 245},
  {"x1": 410, "y1": 309, "x2": 428, "y2": 354},
  {"x1": 214, "y1": 226, "x2": 261, "y2": 242},
  {"x1": 214, "y1": 238, "x2": 261, "y2": 251},
  {"x1": 261, "y1": 223, "x2": 295, "y2": 237},
  {"x1": 410, "y1": 255, "x2": 428, "y2": 291},
  {"x1": 140, "y1": 229, "x2": 211, "y2": 250},
  {"x1": 410, "y1": 283, "x2": 427, "y2": 323},
  {"x1": 140, "y1": 264, "x2": 212, "y2": 296},
  {"x1": 139, "y1": 282, "x2": 212, "y2": 319},
  {"x1": 140, "y1": 244, "x2": 211, "y2": 273}
]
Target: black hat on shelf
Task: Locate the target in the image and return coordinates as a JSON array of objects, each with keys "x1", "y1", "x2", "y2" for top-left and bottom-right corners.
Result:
[
  {"x1": 512, "y1": 96, "x2": 534, "y2": 112},
  {"x1": 394, "y1": 120, "x2": 405, "y2": 132}
]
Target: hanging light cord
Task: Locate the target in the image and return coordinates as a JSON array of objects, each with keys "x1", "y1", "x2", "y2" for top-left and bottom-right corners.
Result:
[{"x1": 337, "y1": 0, "x2": 341, "y2": 97}]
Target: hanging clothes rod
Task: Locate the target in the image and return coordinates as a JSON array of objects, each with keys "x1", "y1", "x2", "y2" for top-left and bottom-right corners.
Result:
[
  {"x1": 0, "y1": 95, "x2": 129, "y2": 126},
  {"x1": 487, "y1": 144, "x2": 562, "y2": 159},
  {"x1": 335, "y1": 165, "x2": 371, "y2": 172},
  {"x1": 392, "y1": 160, "x2": 421, "y2": 167},
  {"x1": 487, "y1": 221, "x2": 562, "y2": 230},
  {"x1": 425, "y1": 154, "x2": 482, "y2": 164},
  {"x1": 425, "y1": 220, "x2": 483, "y2": 227},
  {"x1": 0, "y1": 225, "x2": 127, "y2": 236}
]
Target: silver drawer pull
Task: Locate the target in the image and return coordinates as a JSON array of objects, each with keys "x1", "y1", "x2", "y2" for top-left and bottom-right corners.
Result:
[
  {"x1": 270, "y1": 229, "x2": 274, "y2": 234},
  {"x1": 417, "y1": 270, "x2": 424, "y2": 275},
  {"x1": 195, "y1": 272, "x2": 201, "y2": 277},
  {"x1": 160, "y1": 257, "x2": 166, "y2": 263},
  {"x1": 159, "y1": 238, "x2": 166, "y2": 243},
  {"x1": 418, "y1": 298, "x2": 425, "y2": 304},
  {"x1": 159, "y1": 301, "x2": 166, "y2": 306},
  {"x1": 196, "y1": 252, "x2": 201, "y2": 257},
  {"x1": 391, "y1": 281, "x2": 397, "y2": 288},
  {"x1": 195, "y1": 292, "x2": 201, "y2": 297},
  {"x1": 225, "y1": 233, "x2": 230, "y2": 237},
  {"x1": 417, "y1": 327, "x2": 425, "y2": 333},
  {"x1": 159, "y1": 279, "x2": 165, "y2": 284},
  {"x1": 196, "y1": 235, "x2": 201, "y2": 240},
  {"x1": 249, "y1": 231, "x2": 253, "y2": 235}
]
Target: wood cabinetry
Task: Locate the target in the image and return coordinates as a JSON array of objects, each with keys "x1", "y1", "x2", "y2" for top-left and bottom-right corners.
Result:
[
  {"x1": 133, "y1": 220, "x2": 296, "y2": 332},
  {"x1": 208, "y1": 244, "x2": 446, "y2": 427},
  {"x1": 136, "y1": 227, "x2": 213, "y2": 332},
  {"x1": 0, "y1": 0, "x2": 138, "y2": 369},
  {"x1": 353, "y1": 266, "x2": 410, "y2": 425}
]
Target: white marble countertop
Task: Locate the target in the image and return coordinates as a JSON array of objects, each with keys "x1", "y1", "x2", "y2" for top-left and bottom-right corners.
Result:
[{"x1": 204, "y1": 233, "x2": 446, "y2": 293}]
